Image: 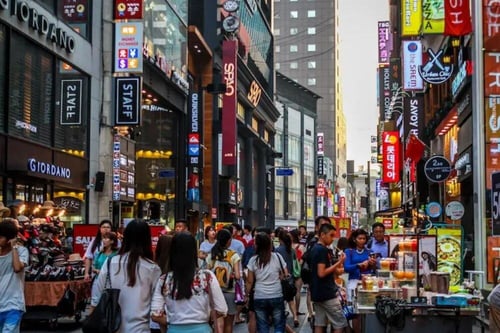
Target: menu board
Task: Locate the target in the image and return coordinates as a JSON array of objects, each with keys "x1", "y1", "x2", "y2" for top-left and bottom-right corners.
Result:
[{"x1": 429, "y1": 226, "x2": 462, "y2": 286}]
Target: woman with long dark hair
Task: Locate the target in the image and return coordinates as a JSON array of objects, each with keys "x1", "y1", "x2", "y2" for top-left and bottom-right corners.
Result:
[
  {"x1": 84, "y1": 219, "x2": 113, "y2": 281},
  {"x1": 151, "y1": 232, "x2": 227, "y2": 333},
  {"x1": 206, "y1": 228, "x2": 242, "y2": 333},
  {"x1": 91, "y1": 219, "x2": 161, "y2": 333},
  {"x1": 246, "y1": 232, "x2": 287, "y2": 333},
  {"x1": 276, "y1": 229, "x2": 299, "y2": 327}
]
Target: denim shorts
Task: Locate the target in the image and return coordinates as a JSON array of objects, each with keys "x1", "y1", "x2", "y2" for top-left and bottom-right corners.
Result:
[
  {"x1": 254, "y1": 297, "x2": 286, "y2": 333},
  {"x1": 0, "y1": 310, "x2": 24, "y2": 333}
]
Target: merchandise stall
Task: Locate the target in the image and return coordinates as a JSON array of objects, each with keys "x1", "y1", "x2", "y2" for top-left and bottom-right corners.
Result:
[
  {"x1": 17, "y1": 204, "x2": 91, "y2": 329},
  {"x1": 353, "y1": 231, "x2": 481, "y2": 333}
]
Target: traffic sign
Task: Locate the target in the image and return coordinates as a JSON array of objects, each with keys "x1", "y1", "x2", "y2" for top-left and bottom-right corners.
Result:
[
  {"x1": 276, "y1": 168, "x2": 294, "y2": 176},
  {"x1": 424, "y1": 156, "x2": 451, "y2": 182}
]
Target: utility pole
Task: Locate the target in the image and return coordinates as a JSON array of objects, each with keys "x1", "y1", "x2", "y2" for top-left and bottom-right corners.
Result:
[{"x1": 366, "y1": 160, "x2": 371, "y2": 222}]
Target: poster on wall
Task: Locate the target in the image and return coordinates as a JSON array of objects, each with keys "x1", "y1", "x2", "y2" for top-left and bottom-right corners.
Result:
[
  {"x1": 418, "y1": 235, "x2": 437, "y2": 289},
  {"x1": 428, "y1": 226, "x2": 462, "y2": 286},
  {"x1": 487, "y1": 236, "x2": 500, "y2": 283}
]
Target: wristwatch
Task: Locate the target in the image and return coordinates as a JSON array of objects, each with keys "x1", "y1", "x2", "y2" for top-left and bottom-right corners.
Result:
[{"x1": 12, "y1": 245, "x2": 19, "y2": 249}]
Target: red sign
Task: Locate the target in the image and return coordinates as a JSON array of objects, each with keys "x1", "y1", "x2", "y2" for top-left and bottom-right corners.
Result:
[
  {"x1": 382, "y1": 131, "x2": 401, "y2": 183},
  {"x1": 382, "y1": 218, "x2": 394, "y2": 229},
  {"x1": 73, "y1": 224, "x2": 167, "y2": 258},
  {"x1": 483, "y1": 0, "x2": 500, "y2": 51},
  {"x1": 444, "y1": 0, "x2": 472, "y2": 36},
  {"x1": 188, "y1": 133, "x2": 200, "y2": 144},
  {"x1": 339, "y1": 196, "x2": 346, "y2": 218},
  {"x1": 114, "y1": 0, "x2": 143, "y2": 20},
  {"x1": 485, "y1": 52, "x2": 500, "y2": 96},
  {"x1": 222, "y1": 40, "x2": 238, "y2": 165}
]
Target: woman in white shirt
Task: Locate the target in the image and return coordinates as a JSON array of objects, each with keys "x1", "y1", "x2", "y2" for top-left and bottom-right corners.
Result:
[
  {"x1": 84, "y1": 219, "x2": 113, "y2": 281},
  {"x1": 91, "y1": 219, "x2": 161, "y2": 333},
  {"x1": 151, "y1": 232, "x2": 227, "y2": 333}
]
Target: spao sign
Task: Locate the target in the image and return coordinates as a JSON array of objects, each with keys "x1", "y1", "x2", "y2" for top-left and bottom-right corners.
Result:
[{"x1": 0, "y1": 0, "x2": 76, "y2": 53}]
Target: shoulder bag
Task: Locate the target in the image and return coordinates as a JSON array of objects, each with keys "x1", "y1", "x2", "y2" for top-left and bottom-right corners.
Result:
[
  {"x1": 276, "y1": 253, "x2": 297, "y2": 302},
  {"x1": 82, "y1": 258, "x2": 122, "y2": 333}
]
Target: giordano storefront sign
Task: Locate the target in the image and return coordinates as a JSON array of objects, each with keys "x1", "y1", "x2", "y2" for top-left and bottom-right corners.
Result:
[{"x1": 0, "y1": 0, "x2": 76, "y2": 53}]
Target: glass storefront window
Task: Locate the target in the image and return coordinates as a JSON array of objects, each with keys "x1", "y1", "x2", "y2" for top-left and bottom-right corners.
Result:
[
  {"x1": 8, "y1": 33, "x2": 53, "y2": 146},
  {"x1": 144, "y1": 0, "x2": 187, "y2": 81}
]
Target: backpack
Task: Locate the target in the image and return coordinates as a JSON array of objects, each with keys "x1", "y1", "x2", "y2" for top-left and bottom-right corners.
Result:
[
  {"x1": 212, "y1": 249, "x2": 236, "y2": 290},
  {"x1": 300, "y1": 237, "x2": 318, "y2": 284}
]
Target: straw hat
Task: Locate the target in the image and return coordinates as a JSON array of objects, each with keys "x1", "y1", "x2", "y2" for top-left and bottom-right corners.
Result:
[
  {"x1": 40, "y1": 201, "x2": 57, "y2": 210},
  {"x1": 0, "y1": 202, "x2": 10, "y2": 217},
  {"x1": 68, "y1": 253, "x2": 83, "y2": 262}
]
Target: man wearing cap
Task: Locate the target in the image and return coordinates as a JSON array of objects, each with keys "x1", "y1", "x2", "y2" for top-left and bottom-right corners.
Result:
[{"x1": 0, "y1": 219, "x2": 29, "y2": 333}]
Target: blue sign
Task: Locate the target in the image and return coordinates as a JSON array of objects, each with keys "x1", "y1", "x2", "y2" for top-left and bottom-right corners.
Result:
[
  {"x1": 159, "y1": 169, "x2": 175, "y2": 178},
  {"x1": 188, "y1": 144, "x2": 200, "y2": 156},
  {"x1": 425, "y1": 202, "x2": 442, "y2": 218},
  {"x1": 276, "y1": 168, "x2": 294, "y2": 176}
]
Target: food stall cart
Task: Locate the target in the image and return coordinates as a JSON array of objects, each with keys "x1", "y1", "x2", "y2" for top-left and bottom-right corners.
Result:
[{"x1": 353, "y1": 233, "x2": 481, "y2": 333}]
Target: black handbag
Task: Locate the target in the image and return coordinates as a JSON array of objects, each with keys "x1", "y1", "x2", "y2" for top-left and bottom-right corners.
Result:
[
  {"x1": 276, "y1": 253, "x2": 297, "y2": 302},
  {"x1": 82, "y1": 258, "x2": 121, "y2": 333}
]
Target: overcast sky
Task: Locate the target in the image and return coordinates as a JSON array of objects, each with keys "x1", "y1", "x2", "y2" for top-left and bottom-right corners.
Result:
[{"x1": 338, "y1": 0, "x2": 389, "y2": 170}]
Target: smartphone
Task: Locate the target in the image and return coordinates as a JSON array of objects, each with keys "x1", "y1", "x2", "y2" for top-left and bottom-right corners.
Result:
[{"x1": 369, "y1": 253, "x2": 381, "y2": 259}]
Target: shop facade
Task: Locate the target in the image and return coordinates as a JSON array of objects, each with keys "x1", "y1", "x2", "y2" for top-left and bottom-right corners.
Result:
[{"x1": 0, "y1": 1, "x2": 101, "y2": 225}]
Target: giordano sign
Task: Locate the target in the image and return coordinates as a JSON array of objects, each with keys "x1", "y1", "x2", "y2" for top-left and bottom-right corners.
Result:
[{"x1": 0, "y1": 0, "x2": 76, "y2": 53}]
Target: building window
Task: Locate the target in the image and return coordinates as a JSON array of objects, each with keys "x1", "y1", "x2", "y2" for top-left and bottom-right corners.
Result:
[
  {"x1": 252, "y1": 117, "x2": 259, "y2": 132},
  {"x1": 275, "y1": 63, "x2": 280, "y2": 69},
  {"x1": 275, "y1": 45, "x2": 280, "y2": 53},
  {"x1": 290, "y1": 11, "x2": 298, "y2": 18},
  {"x1": 307, "y1": 78, "x2": 316, "y2": 86},
  {"x1": 308, "y1": 61, "x2": 316, "y2": 69},
  {"x1": 290, "y1": 62, "x2": 298, "y2": 69},
  {"x1": 307, "y1": 27, "x2": 316, "y2": 35},
  {"x1": 307, "y1": 44, "x2": 316, "y2": 52},
  {"x1": 274, "y1": 28, "x2": 280, "y2": 36},
  {"x1": 290, "y1": 45, "x2": 298, "y2": 52},
  {"x1": 290, "y1": 27, "x2": 298, "y2": 35},
  {"x1": 307, "y1": 10, "x2": 316, "y2": 18}
]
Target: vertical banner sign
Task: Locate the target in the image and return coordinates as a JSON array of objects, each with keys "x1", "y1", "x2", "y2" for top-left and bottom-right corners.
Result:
[
  {"x1": 382, "y1": 131, "x2": 400, "y2": 183},
  {"x1": 114, "y1": 77, "x2": 140, "y2": 125},
  {"x1": 444, "y1": 0, "x2": 472, "y2": 36},
  {"x1": 317, "y1": 156, "x2": 324, "y2": 176},
  {"x1": 60, "y1": 79, "x2": 82, "y2": 125},
  {"x1": 483, "y1": 0, "x2": 500, "y2": 51},
  {"x1": 401, "y1": 0, "x2": 423, "y2": 36},
  {"x1": 114, "y1": 22, "x2": 143, "y2": 73},
  {"x1": 378, "y1": 65, "x2": 391, "y2": 121},
  {"x1": 402, "y1": 40, "x2": 424, "y2": 91},
  {"x1": 114, "y1": 0, "x2": 143, "y2": 20},
  {"x1": 378, "y1": 21, "x2": 390, "y2": 64},
  {"x1": 317, "y1": 132, "x2": 325, "y2": 155},
  {"x1": 222, "y1": 40, "x2": 238, "y2": 165},
  {"x1": 113, "y1": 135, "x2": 121, "y2": 201},
  {"x1": 389, "y1": 57, "x2": 402, "y2": 110},
  {"x1": 403, "y1": 95, "x2": 424, "y2": 139},
  {"x1": 485, "y1": 52, "x2": 500, "y2": 96},
  {"x1": 492, "y1": 172, "x2": 500, "y2": 234},
  {"x1": 423, "y1": 0, "x2": 445, "y2": 34},
  {"x1": 188, "y1": 92, "x2": 201, "y2": 166}
]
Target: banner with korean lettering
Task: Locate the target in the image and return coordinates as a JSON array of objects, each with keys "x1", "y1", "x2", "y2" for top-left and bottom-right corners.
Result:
[
  {"x1": 402, "y1": 0, "x2": 423, "y2": 36},
  {"x1": 222, "y1": 40, "x2": 238, "y2": 165},
  {"x1": 378, "y1": 65, "x2": 391, "y2": 121},
  {"x1": 423, "y1": 0, "x2": 445, "y2": 34},
  {"x1": 378, "y1": 21, "x2": 391, "y2": 64},
  {"x1": 402, "y1": 40, "x2": 424, "y2": 91},
  {"x1": 382, "y1": 131, "x2": 400, "y2": 183},
  {"x1": 444, "y1": 0, "x2": 472, "y2": 36},
  {"x1": 483, "y1": 0, "x2": 500, "y2": 51}
]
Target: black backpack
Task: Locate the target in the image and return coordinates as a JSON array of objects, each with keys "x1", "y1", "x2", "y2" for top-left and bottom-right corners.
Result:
[{"x1": 300, "y1": 237, "x2": 318, "y2": 284}]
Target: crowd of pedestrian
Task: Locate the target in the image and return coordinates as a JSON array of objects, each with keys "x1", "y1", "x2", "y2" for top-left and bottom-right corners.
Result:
[{"x1": 0, "y1": 208, "x2": 398, "y2": 333}]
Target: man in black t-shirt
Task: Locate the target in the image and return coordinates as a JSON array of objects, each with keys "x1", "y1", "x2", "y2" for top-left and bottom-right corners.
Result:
[{"x1": 310, "y1": 223, "x2": 347, "y2": 333}]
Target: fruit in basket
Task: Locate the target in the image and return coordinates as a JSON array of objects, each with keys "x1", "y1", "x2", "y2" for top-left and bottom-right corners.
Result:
[
  {"x1": 404, "y1": 271, "x2": 415, "y2": 279},
  {"x1": 392, "y1": 271, "x2": 405, "y2": 279}
]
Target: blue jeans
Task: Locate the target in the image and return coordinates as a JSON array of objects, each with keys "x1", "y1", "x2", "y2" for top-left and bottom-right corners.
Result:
[
  {"x1": 0, "y1": 310, "x2": 23, "y2": 333},
  {"x1": 254, "y1": 297, "x2": 286, "y2": 333}
]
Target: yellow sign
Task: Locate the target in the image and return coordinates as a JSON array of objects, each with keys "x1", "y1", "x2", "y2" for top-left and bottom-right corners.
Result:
[
  {"x1": 402, "y1": 0, "x2": 423, "y2": 36},
  {"x1": 422, "y1": 0, "x2": 444, "y2": 34},
  {"x1": 247, "y1": 80, "x2": 262, "y2": 107}
]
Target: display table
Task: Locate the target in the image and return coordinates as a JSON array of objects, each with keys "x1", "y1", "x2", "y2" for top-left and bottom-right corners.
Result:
[
  {"x1": 24, "y1": 280, "x2": 91, "y2": 307},
  {"x1": 357, "y1": 305, "x2": 479, "y2": 333}
]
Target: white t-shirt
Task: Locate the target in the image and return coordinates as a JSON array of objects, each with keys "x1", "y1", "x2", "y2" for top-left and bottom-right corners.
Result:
[
  {"x1": 247, "y1": 252, "x2": 284, "y2": 300},
  {"x1": 0, "y1": 246, "x2": 29, "y2": 312},
  {"x1": 199, "y1": 240, "x2": 215, "y2": 254}
]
